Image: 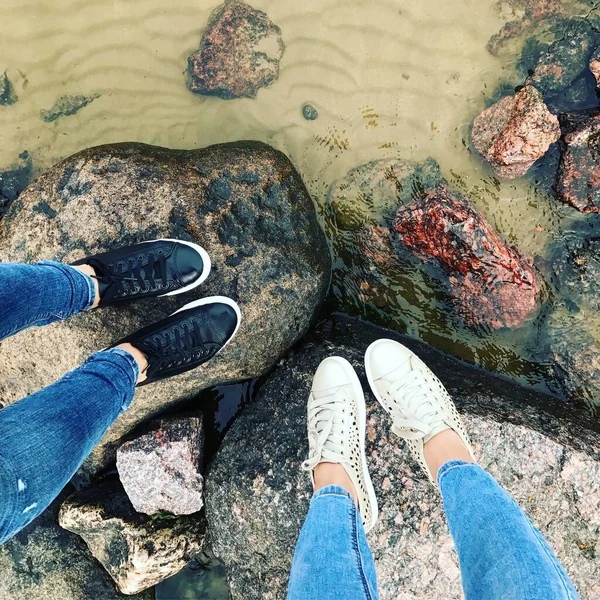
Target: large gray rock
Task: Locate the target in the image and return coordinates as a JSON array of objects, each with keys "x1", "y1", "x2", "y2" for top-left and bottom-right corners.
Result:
[
  {"x1": 117, "y1": 415, "x2": 205, "y2": 515},
  {"x1": 205, "y1": 316, "x2": 600, "y2": 600},
  {"x1": 59, "y1": 479, "x2": 206, "y2": 595},
  {"x1": 0, "y1": 151, "x2": 33, "y2": 219},
  {"x1": 0, "y1": 489, "x2": 152, "y2": 600},
  {"x1": 0, "y1": 141, "x2": 330, "y2": 479}
]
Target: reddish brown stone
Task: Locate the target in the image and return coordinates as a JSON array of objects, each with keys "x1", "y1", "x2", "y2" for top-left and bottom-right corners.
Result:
[
  {"x1": 394, "y1": 186, "x2": 538, "y2": 329},
  {"x1": 556, "y1": 107, "x2": 600, "y2": 213},
  {"x1": 472, "y1": 85, "x2": 560, "y2": 179},
  {"x1": 590, "y1": 47, "x2": 600, "y2": 88},
  {"x1": 187, "y1": 1, "x2": 284, "y2": 99}
]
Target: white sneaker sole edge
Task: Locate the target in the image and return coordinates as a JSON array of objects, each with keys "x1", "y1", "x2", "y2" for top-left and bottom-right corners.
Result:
[{"x1": 148, "y1": 238, "x2": 212, "y2": 297}]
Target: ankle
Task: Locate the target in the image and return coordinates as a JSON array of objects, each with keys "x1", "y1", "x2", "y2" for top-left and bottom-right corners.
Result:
[
  {"x1": 313, "y1": 462, "x2": 358, "y2": 504},
  {"x1": 72, "y1": 264, "x2": 101, "y2": 308},
  {"x1": 115, "y1": 343, "x2": 148, "y2": 384},
  {"x1": 423, "y1": 429, "x2": 474, "y2": 482}
]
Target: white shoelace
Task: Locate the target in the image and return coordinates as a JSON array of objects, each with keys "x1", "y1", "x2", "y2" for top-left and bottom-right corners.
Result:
[
  {"x1": 302, "y1": 387, "x2": 349, "y2": 472},
  {"x1": 386, "y1": 370, "x2": 445, "y2": 440}
]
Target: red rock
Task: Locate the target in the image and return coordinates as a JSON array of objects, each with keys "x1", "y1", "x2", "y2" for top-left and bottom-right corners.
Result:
[
  {"x1": 472, "y1": 85, "x2": 560, "y2": 179},
  {"x1": 590, "y1": 47, "x2": 600, "y2": 88},
  {"x1": 556, "y1": 107, "x2": 600, "y2": 213},
  {"x1": 187, "y1": 1, "x2": 284, "y2": 99},
  {"x1": 393, "y1": 186, "x2": 538, "y2": 329}
]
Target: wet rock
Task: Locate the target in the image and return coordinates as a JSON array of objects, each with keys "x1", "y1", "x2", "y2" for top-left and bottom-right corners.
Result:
[
  {"x1": 187, "y1": 1, "x2": 284, "y2": 99},
  {"x1": 59, "y1": 479, "x2": 206, "y2": 595},
  {"x1": 471, "y1": 85, "x2": 560, "y2": 178},
  {"x1": 40, "y1": 93, "x2": 100, "y2": 123},
  {"x1": 206, "y1": 317, "x2": 600, "y2": 600},
  {"x1": 0, "y1": 489, "x2": 152, "y2": 600},
  {"x1": 556, "y1": 107, "x2": 600, "y2": 213},
  {"x1": 0, "y1": 141, "x2": 330, "y2": 479},
  {"x1": 0, "y1": 71, "x2": 18, "y2": 106},
  {"x1": 547, "y1": 307, "x2": 600, "y2": 407},
  {"x1": 394, "y1": 185, "x2": 538, "y2": 329},
  {"x1": 487, "y1": 0, "x2": 567, "y2": 56},
  {"x1": 0, "y1": 151, "x2": 33, "y2": 218},
  {"x1": 117, "y1": 415, "x2": 205, "y2": 516},
  {"x1": 551, "y1": 235, "x2": 600, "y2": 311},
  {"x1": 327, "y1": 157, "x2": 444, "y2": 232},
  {"x1": 590, "y1": 46, "x2": 600, "y2": 87},
  {"x1": 302, "y1": 104, "x2": 318, "y2": 120},
  {"x1": 526, "y1": 20, "x2": 597, "y2": 99}
]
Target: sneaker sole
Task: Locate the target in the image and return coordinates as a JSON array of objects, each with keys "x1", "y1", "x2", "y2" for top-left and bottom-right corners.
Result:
[
  {"x1": 326, "y1": 356, "x2": 379, "y2": 533},
  {"x1": 147, "y1": 238, "x2": 212, "y2": 297},
  {"x1": 173, "y1": 295, "x2": 242, "y2": 354}
]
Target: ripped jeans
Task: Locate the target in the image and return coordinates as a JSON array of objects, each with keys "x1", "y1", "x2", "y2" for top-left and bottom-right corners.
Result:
[
  {"x1": 287, "y1": 462, "x2": 580, "y2": 600},
  {"x1": 0, "y1": 262, "x2": 138, "y2": 543}
]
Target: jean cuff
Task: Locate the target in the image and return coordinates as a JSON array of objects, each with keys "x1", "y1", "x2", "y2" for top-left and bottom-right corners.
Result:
[
  {"x1": 88, "y1": 348, "x2": 139, "y2": 410},
  {"x1": 311, "y1": 485, "x2": 354, "y2": 503},
  {"x1": 437, "y1": 459, "x2": 479, "y2": 487},
  {"x1": 37, "y1": 261, "x2": 96, "y2": 312}
]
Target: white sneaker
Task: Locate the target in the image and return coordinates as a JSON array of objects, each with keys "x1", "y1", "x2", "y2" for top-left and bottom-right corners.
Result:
[
  {"x1": 364, "y1": 339, "x2": 475, "y2": 485},
  {"x1": 302, "y1": 357, "x2": 379, "y2": 533}
]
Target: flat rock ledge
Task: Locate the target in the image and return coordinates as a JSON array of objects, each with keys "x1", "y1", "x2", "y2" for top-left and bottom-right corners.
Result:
[{"x1": 206, "y1": 317, "x2": 600, "y2": 600}]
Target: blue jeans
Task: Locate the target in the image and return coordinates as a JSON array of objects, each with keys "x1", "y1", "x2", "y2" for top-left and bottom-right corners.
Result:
[
  {"x1": 0, "y1": 262, "x2": 138, "y2": 543},
  {"x1": 288, "y1": 461, "x2": 580, "y2": 600}
]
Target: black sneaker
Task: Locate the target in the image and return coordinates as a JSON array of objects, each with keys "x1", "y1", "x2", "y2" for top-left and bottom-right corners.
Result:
[
  {"x1": 72, "y1": 239, "x2": 211, "y2": 306},
  {"x1": 115, "y1": 296, "x2": 241, "y2": 386}
]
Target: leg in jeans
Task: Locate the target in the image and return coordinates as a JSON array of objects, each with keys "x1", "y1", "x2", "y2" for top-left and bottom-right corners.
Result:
[
  {"x1": 0, "y1": 261, "x2": 97, "y2": 340},
  {"x1": 287, "y1": 485, "x2": 379, "y2": 600},
  {"x1": 0, "y1": 348, "x2": 138, "y2": 543},
  {"x1": 288, "y1": 357, "x2": 380, "y2": 600},
  {"x1": 439, "y1": 460, "x2": 579, "y2": 600},
  {"x1": 0, "y1": 245, "x2": 239, "y2": 543},
  {"x1": 364, "y1": 339, "x2": 579, "y2": 600}
]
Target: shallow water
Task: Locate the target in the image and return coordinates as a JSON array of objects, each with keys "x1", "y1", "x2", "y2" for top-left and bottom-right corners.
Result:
[{"x1": 1, "y1": 0, "x2": 598, "y2": 407}]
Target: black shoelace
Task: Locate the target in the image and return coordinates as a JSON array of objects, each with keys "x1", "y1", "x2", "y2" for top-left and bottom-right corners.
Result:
[
  {"x1": 143, "y1": 320, "x2": 211, "y2": 377},
  {"x1": 94, "y1": 251, "x2": 168, "y2": 301}
]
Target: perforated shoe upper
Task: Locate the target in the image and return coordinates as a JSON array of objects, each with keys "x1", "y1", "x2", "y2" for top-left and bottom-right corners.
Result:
[
  {"x1": 365, "y1": 339, "x2": 475, "y2": 484},
  {"x1": 303, "y1": 357, "x2": 379, "y2": 532}
]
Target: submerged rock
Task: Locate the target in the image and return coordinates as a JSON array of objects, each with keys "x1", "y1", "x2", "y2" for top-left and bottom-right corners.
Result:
[
  {"x1": 40, "y1": 93, "x2": 100, "y2": 123},
  {"x1": 0, "y1": 71, "x2": 18, "y2": 105},
  {"x1": 556, "y1": 107, "x2": 600, "y2": 213},
  {"x1": 552, "y1": 235, "x2": 600, "y2": 311},
  {"x1": 59, "y1": 479, "x2": 205, "y2": 594},
  {"x1": 547, "y1": 307, "x2": 600, "y2": 407},
  {"x1": 487, "y1": 0, "x2": 567, "y2": 56},
  {"x1": 0, "y1": 490, "x2": 152, "y2": 600},
  {"x1": 471, "y1": 85, "x2": 560, "y2": 178},
  {"x1": 206, "y1": 317, "x2": 600, "y2": 600},
  {"x1": 302, "y1": 104, "x2": 318, "y2": 120},
  {"x1": 394, "y1": 185, "x2": 538, "y2": 329},
  {"x1": 0, "y1": 141, "x2": 330, "y2": 479},
  {"x1": 187, "y1": 1, "x2": 284, "y2": 99},
  {"x1": 526, "y1": 20, "x2": 597, "y2": 99},
  {"x1": 117, "y1": 415, "x2": 205, "y2": 516},
  {"x1": 0, "y1": 151, "x2": 33, "y2": 218}
]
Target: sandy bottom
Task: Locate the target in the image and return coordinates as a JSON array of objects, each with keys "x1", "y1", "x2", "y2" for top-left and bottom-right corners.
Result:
[{"x1": 0, "y1": 0, "x2": 592, "y2": 398}]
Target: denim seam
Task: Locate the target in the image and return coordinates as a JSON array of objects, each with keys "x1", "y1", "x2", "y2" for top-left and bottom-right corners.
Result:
[
  {"x1": 38, "y1": 261, "x2": 95, "y2": 313},
  {"x1": 523, "y1": 513, "x2": 579, "y2": 600},
  {"x1": 1, "y1": 310, "x2": 70, "y2": 340},
  {"x1": 350, "y1": 499, "x2": 375, "y2": 600},
  {"x1": 0, "y1": 453, "x2": 24, "y2": 543}
]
